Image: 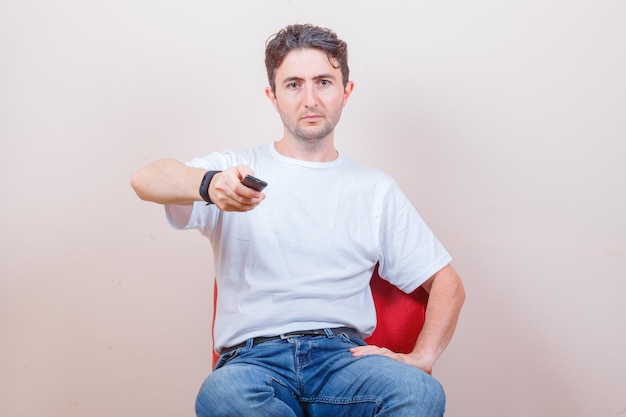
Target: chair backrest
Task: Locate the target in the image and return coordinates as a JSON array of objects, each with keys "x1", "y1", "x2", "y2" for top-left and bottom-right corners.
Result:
[
  {"x1": 365, "y1": 264, "x2": 429, "y2": 352},
  {"x1": 211, "y1": 265, "x2": 428, "y2": 366}
]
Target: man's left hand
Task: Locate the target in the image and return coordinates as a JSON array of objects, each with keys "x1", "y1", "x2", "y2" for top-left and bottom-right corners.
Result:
[{"x1": 349, "y1": 345, "x2": 433, "y2": 374}]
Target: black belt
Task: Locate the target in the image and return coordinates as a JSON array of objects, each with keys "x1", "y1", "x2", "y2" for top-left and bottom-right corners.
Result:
[{"x1": 220, "y1": 327, "x2": 359, "y2": 355}]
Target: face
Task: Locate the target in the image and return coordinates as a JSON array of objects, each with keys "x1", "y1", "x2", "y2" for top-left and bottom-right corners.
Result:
[{"x1": 266, "y1": 48, "x2": 354, "y2": 143}]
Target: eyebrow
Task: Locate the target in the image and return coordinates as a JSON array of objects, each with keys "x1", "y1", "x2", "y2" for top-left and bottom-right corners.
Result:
[{"x1": 281, "y1": 73, "x2": 337, "y2": 85}]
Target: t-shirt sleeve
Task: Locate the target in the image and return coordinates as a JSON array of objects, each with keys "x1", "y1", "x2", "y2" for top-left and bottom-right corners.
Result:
[{"x1": 377, "y1": 181, "x2": 452, "y2": 293}]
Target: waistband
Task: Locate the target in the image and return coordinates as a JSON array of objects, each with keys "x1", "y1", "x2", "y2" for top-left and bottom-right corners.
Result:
[{"x1": 220, "y1": 327, "x2": 359, "y2": 355}]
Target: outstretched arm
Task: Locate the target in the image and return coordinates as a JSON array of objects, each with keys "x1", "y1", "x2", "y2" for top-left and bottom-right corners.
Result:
[
  {"x1": 130, "y1": 158, "x2": 206, "y2": 205},
  {"x1": 351, "y1": 264, "x2": 465, "y2": 373},
  {"x1": 130, "y1": 158, "x2": 265, "y2": 211}
]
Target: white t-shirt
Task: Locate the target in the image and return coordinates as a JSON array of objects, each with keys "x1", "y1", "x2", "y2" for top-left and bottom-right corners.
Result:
[{"x1": 166, "y1": 143, "x2": 451, "y2": 352}]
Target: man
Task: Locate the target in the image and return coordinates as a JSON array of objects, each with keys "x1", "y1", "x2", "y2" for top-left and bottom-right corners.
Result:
[{"x1": 131, "y1": 23, "x2": 465, "y2": 417}]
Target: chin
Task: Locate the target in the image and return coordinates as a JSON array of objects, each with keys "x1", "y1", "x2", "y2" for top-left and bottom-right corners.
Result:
[{"x1": 294, "y1": 127, "x2": 333, "y2": 141}]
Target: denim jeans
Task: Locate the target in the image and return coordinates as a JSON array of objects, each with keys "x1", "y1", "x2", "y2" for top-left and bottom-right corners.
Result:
[{"x1": 195, "y1": 329, "x2": 445, "y2": 416}]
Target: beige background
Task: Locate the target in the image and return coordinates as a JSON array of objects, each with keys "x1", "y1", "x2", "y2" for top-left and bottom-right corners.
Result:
[{"x1": 1, "y1": 0, "x2": 625, "y2": 416}]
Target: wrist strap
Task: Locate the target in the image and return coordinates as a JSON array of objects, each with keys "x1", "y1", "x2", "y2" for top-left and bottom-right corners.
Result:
[{"x1": 199, "y1": 170, "x2": 222, "y2": 205}]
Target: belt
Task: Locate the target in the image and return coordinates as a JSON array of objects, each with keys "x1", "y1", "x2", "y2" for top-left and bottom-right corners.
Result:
[{"x1": 220, "y1": 327, "x2": 359, "y2": 355}]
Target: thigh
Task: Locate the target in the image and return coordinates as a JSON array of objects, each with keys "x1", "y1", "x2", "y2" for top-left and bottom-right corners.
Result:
[
  {"x1": 195, "y1": 355, "x2": 303, "y2": 417},
  {"x1": 303, "y1": 339, "x2": 446, "y2": 417}
]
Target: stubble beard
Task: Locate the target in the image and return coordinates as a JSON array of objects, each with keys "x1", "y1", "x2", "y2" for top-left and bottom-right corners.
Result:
[
  {"x1": 292, "y1": 121, "x2": 334, "y2": 143},
  {"x1": 282, "y1": 110, "x2": 342, "y2": 150}
]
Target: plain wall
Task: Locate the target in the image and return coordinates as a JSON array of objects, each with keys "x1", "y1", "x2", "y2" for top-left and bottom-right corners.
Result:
[{"x1": 1, "y1": 1, "x2": 625, "y2": 416}]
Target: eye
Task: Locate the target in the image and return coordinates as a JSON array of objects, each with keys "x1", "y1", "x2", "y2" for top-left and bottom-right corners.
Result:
[
  {"x1": 287, "y1": 82, "x2": 300, "y2": 89},
  {"x1": 319, "y1": 79, "x2": 331, "y2": 86}
]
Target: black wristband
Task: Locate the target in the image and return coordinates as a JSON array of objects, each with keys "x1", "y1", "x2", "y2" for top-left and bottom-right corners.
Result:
[{"x1": 199, "y1": 170, "x2": 222, "y2": 205}]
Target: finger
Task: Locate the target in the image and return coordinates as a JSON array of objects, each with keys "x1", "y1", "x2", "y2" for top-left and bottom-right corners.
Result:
[
  {"x1": 350, "y1": 345, "x2": 390, "y2": 357},
  {"x1": 236, "y1": 182, "x2": 265, "y2": 199},
  {"x1": 216, "y1": 179, "x2": 263, "y2": 208},
  {"x1": 220, "y1": 198, "x2": 262, "y2": 212},
  {"x1": 234, "y1": 165, "x2": 255, "y2": 180}
]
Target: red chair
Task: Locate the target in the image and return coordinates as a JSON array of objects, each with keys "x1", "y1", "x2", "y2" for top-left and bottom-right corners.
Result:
[{"x1": 212, "y1": 264, "x2": 429, "y2": 366}]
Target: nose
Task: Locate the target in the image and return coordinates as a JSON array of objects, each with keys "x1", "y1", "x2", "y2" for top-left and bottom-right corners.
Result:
[{"x1": 303, "y1": 83, "x2": 318, "y2": 108}]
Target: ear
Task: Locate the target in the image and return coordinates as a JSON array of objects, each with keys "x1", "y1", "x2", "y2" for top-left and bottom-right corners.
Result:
[
  {"x1": 265, "y1": 87, "x2": 278, "y2": 111},
  {"x1": 343, "y1": 81, "x2": 355, "y2": 107}
]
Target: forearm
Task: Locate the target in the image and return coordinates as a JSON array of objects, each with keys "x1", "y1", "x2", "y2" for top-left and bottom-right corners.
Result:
[
  {"x1": 410, "y1": 264, "x2": 465, "y2": 371},
  {"x1": 130, "y1": 158, "x2": 205, "y2": 205},
  {"x1": 350, "y1": 264, "x2": 465, "y2": 372}
]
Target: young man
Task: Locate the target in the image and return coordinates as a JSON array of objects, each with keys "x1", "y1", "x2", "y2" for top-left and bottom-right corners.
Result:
[{"x1": 131, "y1": 24, "x2": 465, "y2": 417}]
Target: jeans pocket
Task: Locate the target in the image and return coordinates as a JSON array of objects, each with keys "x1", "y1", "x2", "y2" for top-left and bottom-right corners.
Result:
[
  {"x1": 214, "y1": 348, "x2": 239, "y2": 370},
  {"x1": 338, "y1": 331, "x2": 367, "y2": 346}
]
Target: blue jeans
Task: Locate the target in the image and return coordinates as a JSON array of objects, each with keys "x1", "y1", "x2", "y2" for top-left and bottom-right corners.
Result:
[{"x1": 195, "y1": 329, "x2": 445, "y2": 416}]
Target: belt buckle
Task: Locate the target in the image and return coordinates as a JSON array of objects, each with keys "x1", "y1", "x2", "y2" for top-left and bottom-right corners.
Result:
[{"x1": 280, "y1": 333, "x2": 301, "y2": 340}]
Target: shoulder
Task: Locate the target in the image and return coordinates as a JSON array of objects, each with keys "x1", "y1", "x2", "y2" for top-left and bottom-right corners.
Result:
[
  {"x1": 184, "y1": 144, "x2": 271, "y2": 170},
  {"x1": 340, "y1": 154, "x2": 398, "y2": 189}
]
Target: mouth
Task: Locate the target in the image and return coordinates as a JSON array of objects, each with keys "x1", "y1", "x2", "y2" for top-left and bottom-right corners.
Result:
[{"x1": 302, "y1": 114, "x2": 322, "y2": 123}]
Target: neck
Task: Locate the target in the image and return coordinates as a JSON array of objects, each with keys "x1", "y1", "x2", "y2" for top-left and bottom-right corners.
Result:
[{"x1": 274, "y1": 136, "x2": 338, "y2": 162}]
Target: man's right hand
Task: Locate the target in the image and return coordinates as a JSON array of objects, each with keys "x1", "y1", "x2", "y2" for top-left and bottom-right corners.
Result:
[{"x1": 209, "y1": 166, "x2": 266, "y2": 212}]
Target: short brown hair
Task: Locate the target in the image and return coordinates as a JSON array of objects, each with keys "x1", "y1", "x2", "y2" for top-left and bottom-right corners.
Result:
[{"x1": 265, "y1": 24, "x2": 349, "y2": 92}]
